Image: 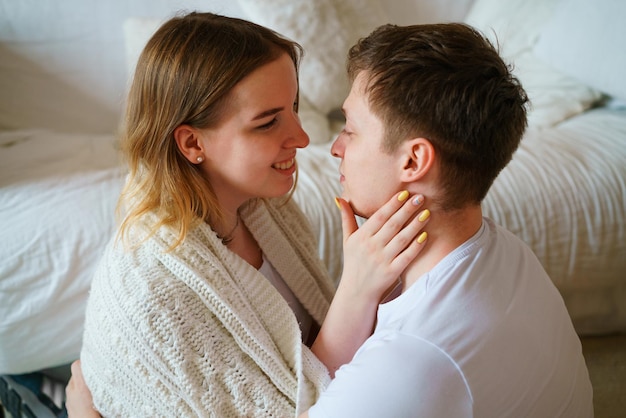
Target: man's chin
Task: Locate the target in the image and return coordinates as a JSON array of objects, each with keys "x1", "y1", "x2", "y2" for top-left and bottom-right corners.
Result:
[{"x1": 344, "y1": 198, "x2": 370, "y2": 219}]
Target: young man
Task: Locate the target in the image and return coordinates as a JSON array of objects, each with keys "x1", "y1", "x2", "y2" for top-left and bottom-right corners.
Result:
[{"x1": 304, "y1": 23, "x2": 593, "y2": 417}]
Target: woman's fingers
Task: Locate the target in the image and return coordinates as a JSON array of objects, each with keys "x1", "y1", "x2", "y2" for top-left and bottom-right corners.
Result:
[
  {"x1": 336, "y1": 197, "x2": 359, "y2": 242},
  {"x1": 361, "y1": 191, "x2": 426, "y2": 244},
  {"x1": 387, "y1": 210, "x2": 429, "y2": 273},
  {"x1": 337, "y1": 190, "x2": 431, "y2": 298},
  {"x1": 336, "y1": 190, "x2": 429, "y2": 251},
  {"x1": 386, "y1": 205, "x2": 430, "y2": 254}
]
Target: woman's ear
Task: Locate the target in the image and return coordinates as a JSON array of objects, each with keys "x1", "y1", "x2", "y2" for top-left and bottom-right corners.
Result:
[
  {"x1": 174, "y1": 124, "x2": 205, "y2": 164},
  {"x1": 400, "y1": 137, "x2": 435, "y2": 182}
]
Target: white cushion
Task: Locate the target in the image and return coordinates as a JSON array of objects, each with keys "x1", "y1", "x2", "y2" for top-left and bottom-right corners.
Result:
[
  {"x1": 533, "y1": 0, "x2": 626, "y2": 101},
  {"x1": 464, "y1": 0, "x2": 603, "y2": 127},
  {"x1": 236, "y1": 0, "x2": 388, "y2": 118},
  {"x1": 513, "y1": 52, "x2": 603, "y2": 129},
  {"x1": 463, "y1": 0, "x2": 560, "y2": 60}
]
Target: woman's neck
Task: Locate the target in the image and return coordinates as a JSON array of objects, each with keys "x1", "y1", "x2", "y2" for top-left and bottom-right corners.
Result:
[
  {"x1": 214, "y1": 211, "x2": 241, "y2": 245},
  {"x1": 213, "y1": 201, "x2": 263, "y2": 269},
  {"x1": 212, "y1": 194, "x2": 248, "y2": 243}
]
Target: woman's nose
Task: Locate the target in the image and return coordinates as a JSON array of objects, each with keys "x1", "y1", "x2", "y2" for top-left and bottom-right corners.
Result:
[{"x1": 287, "y1": 114, "x2": 310, "y2": 148}]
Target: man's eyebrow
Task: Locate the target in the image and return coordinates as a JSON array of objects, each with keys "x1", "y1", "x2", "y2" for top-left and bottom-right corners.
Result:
[
  {"x1": 341, "y1": 107, "x2": 353, "y2": 122},
  {"x1": 341, "y1": 107, "x2": 351, "y2": 122},
  {"x1": 252, "y1": 107, "x2": 284, "y2": 121}
]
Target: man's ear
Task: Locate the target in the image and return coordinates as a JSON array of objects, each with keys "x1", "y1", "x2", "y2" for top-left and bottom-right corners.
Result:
[
  {"x1": 174, "y1": 124, "x2": 205, "y2": 164},
  {"x1": 400, "y1": 137, "x2": 435, "y2": 182}
]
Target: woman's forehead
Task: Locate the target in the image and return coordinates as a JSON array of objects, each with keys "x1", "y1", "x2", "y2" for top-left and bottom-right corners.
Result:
[{"x1": 226, "y1": 54, "x2": 298, "y2": 117}]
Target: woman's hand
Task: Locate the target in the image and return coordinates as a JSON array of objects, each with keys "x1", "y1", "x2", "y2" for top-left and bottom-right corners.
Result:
[
  {"x1": 65, "y1": 360, "x2": 101, "y2": 418},
  {"x1": 337, "y1": 190, "x2": 429, "y2": 303},
  {"x1": 312, "y1": 191, "x2": 429, "y2": 376}
]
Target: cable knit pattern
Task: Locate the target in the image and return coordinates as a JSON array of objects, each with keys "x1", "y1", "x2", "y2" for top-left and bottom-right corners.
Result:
[{"x1": 81, "y1": 198, "x2": 334, "y2": 417}]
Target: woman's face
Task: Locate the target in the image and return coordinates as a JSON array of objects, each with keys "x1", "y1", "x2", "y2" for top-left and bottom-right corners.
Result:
[{"x1": 199, "y1": 53, "x2": 309, "y2": 209}]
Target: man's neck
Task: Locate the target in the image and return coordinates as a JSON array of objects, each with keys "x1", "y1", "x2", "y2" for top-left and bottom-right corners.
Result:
[{"x1": 401, "y1": 204, "x2": 483, "y2": 292}]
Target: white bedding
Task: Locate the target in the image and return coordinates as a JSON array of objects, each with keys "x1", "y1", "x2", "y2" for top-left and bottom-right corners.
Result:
[
  {"x1": 0, "y1": 131, "x2": 124, "y2": 373},
  {"x1": 483, "y1": 107, "x2": 626, "y2": 334}
]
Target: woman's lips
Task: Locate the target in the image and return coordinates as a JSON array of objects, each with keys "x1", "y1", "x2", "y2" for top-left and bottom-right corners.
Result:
[{"x1": 272, "y1": 157, "x2": 295, "y2": 170}]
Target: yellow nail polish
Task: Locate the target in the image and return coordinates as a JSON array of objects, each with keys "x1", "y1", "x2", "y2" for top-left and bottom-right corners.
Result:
[
  {"x1": 417, "y1": 231, "x2": 428, "y2": 244},
  {"x1": 418, "y1": 209, "x2": 430, "y2": 222},
  {"x1": 335, "y1": 197, "x2": 341, "y2": 209},
  {"x1": 398, "y1": 190, "x2": 409, "y2": 202}
]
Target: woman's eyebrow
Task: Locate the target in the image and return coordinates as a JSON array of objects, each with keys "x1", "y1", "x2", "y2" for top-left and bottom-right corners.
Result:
[{"x1": 252, "y1": 107, "x2": 284, "y2": 121}]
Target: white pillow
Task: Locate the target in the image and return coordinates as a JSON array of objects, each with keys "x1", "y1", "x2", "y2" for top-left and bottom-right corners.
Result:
[
  {"x1": 513, "y1": 52, "x2": 603, "y2": 129},
  {"x1": 464, "y1": 0, "x2": 603, "y2": 127},
  {"x1": 236, "y1": 0, "x2": 388, "y2": 117},
  {"x1": 463, "y1": 0, "x2": 560, "y2": 60},
  {"x1": 533, "y1": 0, "x2": 626, "y2": 101}
]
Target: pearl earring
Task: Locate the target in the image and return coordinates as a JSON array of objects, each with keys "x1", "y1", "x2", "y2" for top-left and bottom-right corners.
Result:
[{"x1": 196, "y1": 156, "x2": 204, "y2": 163}]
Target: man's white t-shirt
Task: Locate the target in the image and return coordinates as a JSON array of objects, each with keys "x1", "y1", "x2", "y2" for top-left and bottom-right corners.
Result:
[{"x1": 309, "y1": 218, "x2": 593, "y2": 418}]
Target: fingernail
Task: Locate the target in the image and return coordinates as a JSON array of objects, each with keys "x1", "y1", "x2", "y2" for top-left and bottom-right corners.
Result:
[
  {"x1": 398, "y1": 190, "x2": 409, "y2": 202},
  {"x1": 412, "y1": 194, "x2": 424, "y2": 206},
  {"x1": 417, "y1": 231, "x2": 428, "y2": 244},
  {"x1": 334, "y1": 197, "x2": 341, "y2": 209},
  {"x1": 418, "y1": 209, "x2": 430, "y2": 222}
]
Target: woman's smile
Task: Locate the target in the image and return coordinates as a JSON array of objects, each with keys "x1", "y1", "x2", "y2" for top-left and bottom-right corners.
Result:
[{"x1": 272, "y1": 156, "x2": 297, "y2": 172}]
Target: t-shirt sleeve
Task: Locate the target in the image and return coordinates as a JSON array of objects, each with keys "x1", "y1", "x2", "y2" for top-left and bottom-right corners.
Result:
[{"x1": 308, "y1": 332, "x2": 473, "y2": 418}]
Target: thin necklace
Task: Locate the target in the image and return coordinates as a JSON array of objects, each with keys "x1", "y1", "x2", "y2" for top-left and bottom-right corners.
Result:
[{"x1": 216, "y1": 215, "x2": 240, "y2": 245}]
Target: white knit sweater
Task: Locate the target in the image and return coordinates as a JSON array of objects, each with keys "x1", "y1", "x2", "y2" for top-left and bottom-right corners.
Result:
[{"x1": 81, "y1": 198, "x2": 335, "y2": 417}]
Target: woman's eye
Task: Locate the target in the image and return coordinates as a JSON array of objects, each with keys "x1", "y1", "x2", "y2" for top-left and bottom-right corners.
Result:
[{"x1": 258, "y1": 118, "x2": 278, "y2": 130}]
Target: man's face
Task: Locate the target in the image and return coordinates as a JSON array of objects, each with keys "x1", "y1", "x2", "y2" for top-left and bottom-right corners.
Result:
[{"x1": 330, "y1": 72, "x2": 402, "y2": 218}]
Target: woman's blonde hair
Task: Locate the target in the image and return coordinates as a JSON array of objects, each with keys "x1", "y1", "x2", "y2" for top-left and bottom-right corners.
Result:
[{"x1": 117, "y1": 12, "x2": 303, "y2": 248}]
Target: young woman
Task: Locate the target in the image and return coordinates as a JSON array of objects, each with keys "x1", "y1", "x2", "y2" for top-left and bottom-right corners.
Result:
[{"x1": 68, "y1": 12, "x2": 429, "y2": 417}]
